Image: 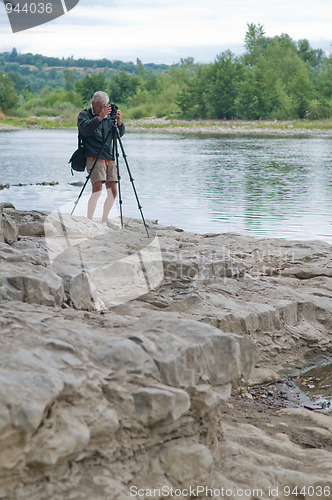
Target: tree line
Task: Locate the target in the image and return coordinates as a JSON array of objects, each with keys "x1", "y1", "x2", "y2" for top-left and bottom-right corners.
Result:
[{"x1": 1, "y1": 24, "x2": 332, "y2": 121}]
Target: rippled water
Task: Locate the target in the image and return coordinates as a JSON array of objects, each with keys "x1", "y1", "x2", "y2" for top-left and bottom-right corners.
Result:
[
  {"x1": 295, "y1": 364, "x2": 332, "y2": 409},
  {"x1": 1, "y1": 129, "x2": 332, "y2": 242}
]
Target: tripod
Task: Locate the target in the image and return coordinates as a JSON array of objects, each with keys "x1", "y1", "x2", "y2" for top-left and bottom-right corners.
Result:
[{"x1": 71, "y1": 118, "x2": 150, "y2": 238}]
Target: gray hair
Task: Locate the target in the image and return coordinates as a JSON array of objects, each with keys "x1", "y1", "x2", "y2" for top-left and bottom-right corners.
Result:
[{"x1": 92, "y1": 91, "x2": 109, "y2": 104}]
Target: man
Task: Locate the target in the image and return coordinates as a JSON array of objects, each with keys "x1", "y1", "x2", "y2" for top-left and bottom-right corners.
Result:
[{"x1": 77, "y1": 91, "x2": 125, "y2": 222}]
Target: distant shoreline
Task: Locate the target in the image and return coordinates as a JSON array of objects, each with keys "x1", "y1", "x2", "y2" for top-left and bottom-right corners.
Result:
[
  {"x1": 1, "y1": 116, "x2": 332, "y2": 136},
  {"x1": 126, "y1": 117, "x2": 332, "y2": 136}
]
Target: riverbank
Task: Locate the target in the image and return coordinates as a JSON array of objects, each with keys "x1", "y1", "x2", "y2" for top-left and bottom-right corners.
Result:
[
  {"x1": 2, "y1": 116, "x2": 332, "y2": 136},
  {"x1": 126, "y1": 117, "x2": 332, "y2": 136},
  {"x1": 0, "y1": 205, "x2": 332, "y2": 499}
]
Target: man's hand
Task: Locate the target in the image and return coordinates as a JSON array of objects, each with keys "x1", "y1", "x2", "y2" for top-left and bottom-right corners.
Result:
[
  {"x1": 98, "y1": 104, "x2": 112, "y2": 121},
  {"x1": 116, "y1": 109, "x2": 122, "y2": 127}
]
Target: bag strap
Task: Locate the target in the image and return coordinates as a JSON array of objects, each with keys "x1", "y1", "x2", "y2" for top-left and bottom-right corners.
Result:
[
  {"x1": 77, "y1": 108, "x2": 89, "y2": 148},
  {"x1": 78, "y1": 132, "x2": 83, "y2": 148}
]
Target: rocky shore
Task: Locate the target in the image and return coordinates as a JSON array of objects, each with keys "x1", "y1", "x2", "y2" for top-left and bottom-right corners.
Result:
[
  {"x1": 0, "y1": 205, "x2": 332, "y2": 500},
  {"x1": 126, "y1": 118, "x2": 332, "y2": 137}
]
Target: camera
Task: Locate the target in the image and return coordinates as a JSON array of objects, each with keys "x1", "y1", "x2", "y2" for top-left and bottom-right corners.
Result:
[{"x1": 107, "y1": 103, "x2": 118, "y2": 120}]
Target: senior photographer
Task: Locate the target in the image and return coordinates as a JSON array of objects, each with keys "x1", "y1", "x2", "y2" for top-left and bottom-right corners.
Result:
[{"x1": 77, "y1": 91, "x2": 125, "y2": 222}]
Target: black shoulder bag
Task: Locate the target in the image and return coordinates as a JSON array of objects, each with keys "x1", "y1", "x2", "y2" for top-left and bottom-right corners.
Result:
[{"x1": 69, "y1": 133, "x2": 86, "y2": 174}]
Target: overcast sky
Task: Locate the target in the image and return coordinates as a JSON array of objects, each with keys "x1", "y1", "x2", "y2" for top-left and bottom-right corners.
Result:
[{"x1": 1, "y1": 0, "x2": 331, "y2": 64}]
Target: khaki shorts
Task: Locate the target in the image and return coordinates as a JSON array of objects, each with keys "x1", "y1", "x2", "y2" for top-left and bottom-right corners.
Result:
[{"x1": 86, "y1": 157, "x2": 118, "y2": 185}]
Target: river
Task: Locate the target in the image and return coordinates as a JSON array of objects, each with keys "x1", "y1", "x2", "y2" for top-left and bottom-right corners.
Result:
[{"x1": 1, "y1": 128, "x2": 332, "y2": 243}]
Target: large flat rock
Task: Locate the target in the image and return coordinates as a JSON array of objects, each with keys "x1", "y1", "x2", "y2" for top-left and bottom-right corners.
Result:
[{"x1": 0, "y1": 208, "x2": 332, "y2": 499}]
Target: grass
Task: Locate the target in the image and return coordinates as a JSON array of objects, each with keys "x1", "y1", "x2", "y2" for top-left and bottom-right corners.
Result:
[{"x1": 0, "y1": 116, "x2": 75, "y2": 129}]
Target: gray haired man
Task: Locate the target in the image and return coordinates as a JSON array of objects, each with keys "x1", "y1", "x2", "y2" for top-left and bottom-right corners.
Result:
[{"x1": 77, "y1": 91, "x2": 125, "y2": 221}]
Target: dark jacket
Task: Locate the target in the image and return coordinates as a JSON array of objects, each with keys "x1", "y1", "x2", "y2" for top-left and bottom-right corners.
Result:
[{"x1": 77, "y1": 107, "x2": 125, "y2": 161}]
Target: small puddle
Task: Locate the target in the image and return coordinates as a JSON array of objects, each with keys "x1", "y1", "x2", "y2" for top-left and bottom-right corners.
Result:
[
  {"x1": 239, "y1": 364, "x2": 332, "y2": 412},
  {"x1": 293, "y1": 363, "x2": 332, "y2": 410}
]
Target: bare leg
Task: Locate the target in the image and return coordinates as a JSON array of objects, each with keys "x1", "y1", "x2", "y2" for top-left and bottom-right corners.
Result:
[
  {"x1": 87, "y1": 181, "x2": 103, "y2": 219},
  {"x1": 102, "y1": 181, "x2": 118, "y2": 222}
]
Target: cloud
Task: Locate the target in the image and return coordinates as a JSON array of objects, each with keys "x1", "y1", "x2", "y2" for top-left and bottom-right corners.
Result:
[{"x1": 0, "y1": 0, "x2": 331, "y2": 63}]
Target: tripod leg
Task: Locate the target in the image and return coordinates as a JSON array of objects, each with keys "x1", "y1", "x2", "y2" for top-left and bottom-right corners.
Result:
[
  {"x1": 113, "y1": 135, "x2": 124, "y2": 228},
  {"x1": 71, "y1": 173, "x2": 91, "y2": 215},
  {"x1": 114, "y1": 125, "x2": 150, "y2": 238}
]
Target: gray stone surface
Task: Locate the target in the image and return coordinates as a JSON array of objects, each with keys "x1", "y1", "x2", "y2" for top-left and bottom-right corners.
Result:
[
  {"x1": 0, "y1": 207, "x2": 3, "y2": 244},
  {"x1": 1, "y1": 213, "x2": 18, "y2": 244},
  {"x1": 132, "y1": 385, "x2": 190, "y2": 426},
  {"x1": 0, "y1": 261, "x2": 64, "y2": 305},
  {"x1": 0, "y1": 209, "x2": 332, "y2": 499}
]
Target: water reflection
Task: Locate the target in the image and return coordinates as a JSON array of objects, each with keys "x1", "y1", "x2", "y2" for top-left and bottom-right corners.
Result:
[
  {"x1": 198, "y1": 135, "x2": 332, "y2": 241},
  {"x1": 295, "y1": 363, "x2": 332, "y2": 409},
  {"x1": 0, "y1": 130, "x2": 332, "y2": 242}
]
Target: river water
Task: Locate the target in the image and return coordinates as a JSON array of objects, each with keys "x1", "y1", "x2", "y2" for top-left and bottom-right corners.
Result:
[{"x1": 1, "y1": 128, "x2": 332, "y2": 242}]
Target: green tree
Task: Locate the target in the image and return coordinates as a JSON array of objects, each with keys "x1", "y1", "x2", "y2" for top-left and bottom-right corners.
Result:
[
  {"x1": 297, "y1": 39, "x2": 323, "y2": 67},
  {"x1": 235, "y1": 32, "x2": 314, "y2": 119},
  {"x1": 8, "y1": 48, "x2": 18, "y2": 62},
  {"x1": 288, "y1": 67, "x2": 314, "y2": 117},
  {"x1": 108, "y1": 70, "x2": 138, "y2": 104},
  {"x1": 266, "y1": 35, "x2": 314, "y2": 117},
  {"x1": 75, "y1": 72, "x2": 107, "y2": 105},
  {"x1": 7, "y1": 71, "x2": 29, "y2": 94},
  {"x1": 177, "y1": 65, "x2": 208, "y2": 118},
  {"x1": 124, "y1": 62, "x2": 196, "y2": 119},
  {"x1": 48, "y1": 68, "x2": 57, "y2": 80},
  {"x1": 203, "y1": 51, "x2": 243, "y2": 119},
  {"x1": 0, "y1": 73, "x2": 19, "y2": 113},
  {"x1": 178, "y1": 52, "x2": 244, "y2": 119},
  {"x1": 314, "y1": 55, "x2": 332, "y2": 98},
  {"x1": 243, "y1": 23, "x2": 267, "y2": 65},
  {"x1": 235, "y1": 59, "x2": 287, "y2": 119},
  {"x1": 63, "y1": 69, "x2": 76, "y2": 91}
]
